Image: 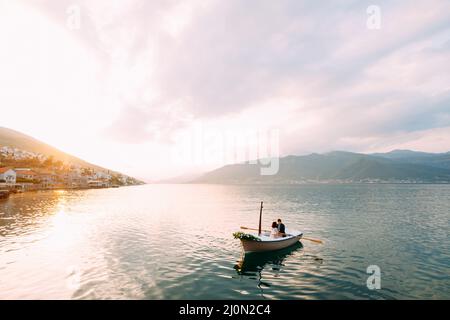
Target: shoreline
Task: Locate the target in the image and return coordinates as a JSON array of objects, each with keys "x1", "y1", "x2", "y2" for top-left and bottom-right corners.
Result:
[{"x1": 0, "y1": 184, "x2": 144, "y2": 199}]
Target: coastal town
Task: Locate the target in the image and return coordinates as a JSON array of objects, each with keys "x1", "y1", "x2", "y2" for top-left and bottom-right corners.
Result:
[{"x1": 0, "y1": 145, "x2": 143, "y2": 198}]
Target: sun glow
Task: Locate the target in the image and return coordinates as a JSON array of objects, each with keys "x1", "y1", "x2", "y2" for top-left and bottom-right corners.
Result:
[{"x1": 1, "y1": 1, "x2": 449, "y2": 181}]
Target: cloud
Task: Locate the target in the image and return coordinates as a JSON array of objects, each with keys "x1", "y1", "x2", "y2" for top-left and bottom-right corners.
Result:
[
  {"x1": 35, "y1": 1, "x2": 450, "y2": 116},
  {"x1": 3, "y1": 0, "x2": 450, "y2": 179}
]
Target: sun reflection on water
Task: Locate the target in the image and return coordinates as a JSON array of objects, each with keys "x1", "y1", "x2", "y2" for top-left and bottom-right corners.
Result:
[{"x1": 0, "y1": 184, "x2": 449, "y2": 299}]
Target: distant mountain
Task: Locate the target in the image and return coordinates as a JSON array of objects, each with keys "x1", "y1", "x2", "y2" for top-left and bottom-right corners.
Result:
[
  {"x1": 371, "y1": 149, "x2": 450, "y2": 170},
  {"x1": 193, "y1": 150, "x2": 450, "y2": 184},
  {"x1": 0, "y1": 127, "x2": 103, "y2": 169},
  {"x1": 0, "y1": 127, "x2": 143, "y2": 182}
]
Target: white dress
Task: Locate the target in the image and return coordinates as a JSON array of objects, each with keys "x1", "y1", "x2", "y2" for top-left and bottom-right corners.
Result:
[{"x1": 270, "y1": 227, "x2": 279, "y2": 238}]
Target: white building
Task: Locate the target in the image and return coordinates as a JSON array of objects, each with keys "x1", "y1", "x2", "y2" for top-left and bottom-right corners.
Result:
[
  {"x1": 15, "y1": 169, "x2": 37, "y2": 181},
  {"x1": 94, "y1": 171, "x2": 112, "y2": 180},
  {"x1": 0, "y1": 168, "x2": 17, "y2": 186},
  {"x1": 88, "y1": 180, "x2": 110, "y2": 188}
]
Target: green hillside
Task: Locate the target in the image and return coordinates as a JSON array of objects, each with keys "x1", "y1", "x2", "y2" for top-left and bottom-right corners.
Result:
[
  {"x1": 0, "y1": 127, "x2": 145, "y2": 185},
  {"x1": 0, "y1": 127, "x2": 104, "y2": 170},
  {"x1": 193, "y1": 150, "x2": 450, "y2": 184}
]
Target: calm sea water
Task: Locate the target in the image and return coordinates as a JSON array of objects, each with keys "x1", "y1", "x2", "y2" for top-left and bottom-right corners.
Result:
[{"x1": 0, "y1": 184, "x2": 448, "y2": 299}]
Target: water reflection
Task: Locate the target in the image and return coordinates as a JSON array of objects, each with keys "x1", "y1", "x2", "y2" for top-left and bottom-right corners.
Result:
[
  {"x1": 0, "y1": 191, "x2": 68, "y2": 239},
  {"x1": 1, "y1": 184, "x2": 448, "y2": 299},
  {"x1": 234, "y1": 242, "x2": 303, "y2": 297}
]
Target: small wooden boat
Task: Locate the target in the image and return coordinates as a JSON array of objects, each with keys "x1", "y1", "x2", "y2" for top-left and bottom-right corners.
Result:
[
  {"x1": 235, "y1": 202, "x2": 303, "y2": 253},
  {"x1": 239, "y1": 230, "x2": 303, "y2": 253}
]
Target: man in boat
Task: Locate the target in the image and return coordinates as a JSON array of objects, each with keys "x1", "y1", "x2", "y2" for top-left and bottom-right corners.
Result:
[{"x1": 277, "y1": 219, "x2": 286, "y2": 237}]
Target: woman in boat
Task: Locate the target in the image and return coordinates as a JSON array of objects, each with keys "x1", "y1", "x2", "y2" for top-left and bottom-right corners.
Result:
[{"x1": 270, "y1": 221, "x2": 279, "y2": 238}]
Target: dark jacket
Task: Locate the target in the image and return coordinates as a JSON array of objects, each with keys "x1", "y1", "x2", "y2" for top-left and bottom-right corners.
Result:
[{"x1": 278, "y1": 223, "x2": 286, "y2": 234}]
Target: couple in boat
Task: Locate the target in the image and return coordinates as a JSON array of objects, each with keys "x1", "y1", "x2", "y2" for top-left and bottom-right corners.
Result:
[{"x1": 270, "y1": 219, "x2": 286, "y2": 238}]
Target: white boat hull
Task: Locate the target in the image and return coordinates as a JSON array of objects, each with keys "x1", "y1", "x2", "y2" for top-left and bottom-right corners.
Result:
[{"x1": 240, "y1": 232, "x2": 303, "y2": 253}]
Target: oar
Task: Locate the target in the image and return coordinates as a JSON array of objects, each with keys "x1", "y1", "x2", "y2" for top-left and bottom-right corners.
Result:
[
  {"x1": 301, "y1": 237, "x2": 323, "y2": 244},
  {"x1": 241, "y1": 226, "x2": 270, "y2": 232},
  {"x1": 240, "y1": 226, "x2": 324, "y2": 244}
]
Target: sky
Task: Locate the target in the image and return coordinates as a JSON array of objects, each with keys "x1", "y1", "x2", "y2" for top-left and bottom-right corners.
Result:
[{"x1": 0, "y1": 0, "x2": 449, "y2": 181}]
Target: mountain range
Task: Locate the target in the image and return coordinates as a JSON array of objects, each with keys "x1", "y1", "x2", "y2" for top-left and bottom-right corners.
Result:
[
  {"x1": 3, "y1": 126, "x2": 449, "y2": 184},
  {"x1": 192, "y1": 150, "x2": 450, "y2": 184}
]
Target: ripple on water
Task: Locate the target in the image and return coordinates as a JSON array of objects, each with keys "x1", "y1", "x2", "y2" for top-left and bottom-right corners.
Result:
[{"x1": 0, "y1": 184, "x2": 449, "y2": 299}]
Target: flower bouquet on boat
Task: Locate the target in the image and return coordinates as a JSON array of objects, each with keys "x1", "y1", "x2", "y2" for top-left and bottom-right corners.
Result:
[{"x1": 234, "y1": 202, "x2": 323, "y2": 253}]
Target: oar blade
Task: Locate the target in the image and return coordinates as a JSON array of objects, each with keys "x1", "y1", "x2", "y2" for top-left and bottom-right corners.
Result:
[{"x1": 302, "y1": 237, "x2": 324, "y2": 244}]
